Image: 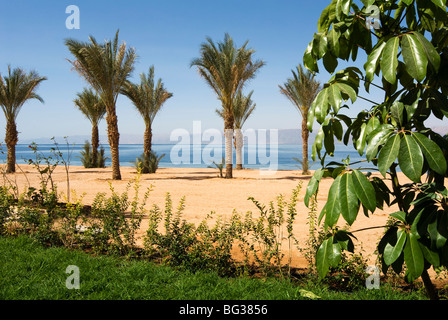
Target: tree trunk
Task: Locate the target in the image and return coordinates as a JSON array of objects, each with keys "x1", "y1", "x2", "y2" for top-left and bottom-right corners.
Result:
[
  {"x1": 224, "y1": 111, "x2": 234, "y2": 179},
  {"x1": 235, "y1": 129, "x2": 243, "y2": 170},
  {"x1": 301, "y1": 114, "x2": 310, "y2": 175},
  {"x1": 421, "y1": 269, "x2": 439, "y2": 300},
  {"x1": 141, "y1": 123, "x2": 152, "y2": 174},
  {"x1": 143, "y1": 123, "x2": 152, "y2": 156},
  {"x1": 106, "y1": 110, "x2": 121, "y2": 180},
  {"x1": 5, "y1": 120, "x2": 18, "y2": 174},
  {"x1": 91, "y1": 124, "x2": 99, "y2": 168}
]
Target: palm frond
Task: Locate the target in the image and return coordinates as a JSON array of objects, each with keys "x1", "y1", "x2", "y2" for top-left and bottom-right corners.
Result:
[{"x1": 0, "y1": 65, "x2": 47, "y2": 121}]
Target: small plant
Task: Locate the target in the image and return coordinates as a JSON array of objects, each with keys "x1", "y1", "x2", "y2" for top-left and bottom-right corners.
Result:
[
  {"x1": 131, "y1": 151, "x2": 165, "y2": 174},
  {"x1": 0, "y1": 186, "x2": 15, "y2": 235},
  {"x1": 245, "y1": 183, "x2": 302, "y2": 275},
  {"x1": 89, "y1": 172, "x2": 149, "y2": 256},
  {"x1": 208, "y1": 157, "x2": 225, "y2": 178},
  {"x1": 78, "y1": 141, "x2": 108, "y2": 168}
]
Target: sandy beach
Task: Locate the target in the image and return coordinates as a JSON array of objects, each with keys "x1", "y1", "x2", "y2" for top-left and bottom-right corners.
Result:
[{"x1": 3, "y1": 164, "x2": 415, "y2": 269}]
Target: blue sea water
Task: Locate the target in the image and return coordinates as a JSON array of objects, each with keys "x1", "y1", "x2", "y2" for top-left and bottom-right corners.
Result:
[{"x1": 3, "y1": 143, "x2": 370, "y2": 171}]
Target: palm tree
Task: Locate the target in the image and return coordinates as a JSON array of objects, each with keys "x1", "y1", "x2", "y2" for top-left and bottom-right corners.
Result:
[
  {"x1": 191, "y1": 33, "x2": 265, "y2": 178},
  {"x1": 73, "y1": 88, "x2": 106, "y2": 167},
  {"x1": 0, "y1": 66, "x2": 47, "y2": 173},
  {"x1": 121, "y1": 65, "x2": 172, "y2": 171},
  {"x1": 216, "y1": 90, "x2": 256, "y2": 170},
  {"x1": 65, "y1": 30, "x2": 137, "y2": 180},
  {"x1": 279, "y1": 64, "x2": 321, "y2": 175}
]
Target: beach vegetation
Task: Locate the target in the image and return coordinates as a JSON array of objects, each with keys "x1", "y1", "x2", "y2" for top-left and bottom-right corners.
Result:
[
  {"x1": 121, "y1": 66, "x2": 172, "y2": 173},
  {"x1": 131, "y1": 151, "x2": 165, "y2": 174},
  {"x1": 0, "y1": 66, "x2": 47, "y2": 174},
  {"x1": 65, "y1": 30, "x2": 137, "y2": 180},
  {"x1": 303, "y1": 0, "x2": 448, "y2": 300},
  {"x1": 73, "y1": 88, "x2": 107, "y2": 168},
  {"x1": 191, "y1": 33, "x2": 265, "y2": 178},
  {"x1": 78, "y1": 141, "x2": 108, "y2": 168},
  {"x1": 279, "y1": 64, "x2": 322, "y2": 175},
  {"x1": 216, "y1": 90, "x2": 257, "y2": 170}
]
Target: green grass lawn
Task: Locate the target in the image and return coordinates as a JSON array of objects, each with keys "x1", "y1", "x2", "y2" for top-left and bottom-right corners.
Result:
[{"x1": 0, "y1": 236, "x2": 427, "y2": 300}]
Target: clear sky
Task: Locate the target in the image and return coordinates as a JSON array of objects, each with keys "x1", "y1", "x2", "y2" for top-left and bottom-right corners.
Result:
[{"x1": 0, "y1": 0, "x2": 443, "y2": 143}]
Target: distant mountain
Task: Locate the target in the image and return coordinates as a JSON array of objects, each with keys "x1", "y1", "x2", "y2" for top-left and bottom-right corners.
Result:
[{"x1": 18, "y1": 126, "x2": 448, "y2": 146}]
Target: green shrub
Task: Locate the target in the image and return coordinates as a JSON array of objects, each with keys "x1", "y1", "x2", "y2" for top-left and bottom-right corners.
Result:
[
  {"x1": 132, "y1": 151, "x2": 165, "y2": 174},
  {"x1": 78, "y1": 141, "x2": 108, "y2": 168}
]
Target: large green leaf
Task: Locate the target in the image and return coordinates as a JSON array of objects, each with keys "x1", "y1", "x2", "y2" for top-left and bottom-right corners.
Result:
[
  {"x1": 419, "y1": 243, "x2": 440, "y2": 267},
  {"x1": 365, "y1": 124, "x2": 394, "y2": 161},
  {"x1": 431, "y1": 0, "x2": 447, "y2": 9},
  {"x1": 313, "y1": 33, "x2": 329, "y2": 60},
  {"x1": 414, "y1": 31, "x2": 441, "y2": 72},
  {"x1": 364, "y1": 41, "x2": 386, "y2": 88},
  {"x1": 305, "y1": 168, "x2": 324, "y2": 207},
  {"x1": 339, "y1": 173, "x2": 360, "y2": 225},
  {"x1": 327, "y1": 27, "x2": 341, "y2": 57},
  {"x1": 328, "y1": 83, "x2": 343, "y2": 113},
  {"x1": 378, "y1": 133, "x2": 401, "y2": 177},
  {"x1": 412, "y1": 132, "x2": 447, "y2": 175},
  {"x1": 304, "y1": 41, "x2": 319, "y2": 73},
  {"x1": 404, "y1": 232, "x2": 424, "y2": 280},
  {"x1": 318, "y1": 0, "x2": 337, "y2": 32},
  {"x1": 381, "y1": 37, "x2": 400, "y2": 84},
  {"x1": 324, "y1": 175, "x2": 342, "y2": 227},
  {"x1": 313, "y1": 89, "x2": 330, "y2": 123},
  {"x1": 355, "y1": 122, "x2": 367, "y2": 156},
  {"x1": 312, "y1": 126, "x2": 325, "y2": 161},
  {"x1": 398, "y1": 134, "x2": 423, "y2": 183},
  {"x1": 351, "y1": 169, "x2": 377, "y2": 212},
  {"x1": 401, "y1": 33, "x2": 428, "y2": 82},
  {"x1": 337, "y1": 82, "x2": 357, "y2": 103},
  {"x1": 390, "y1": 101, "x2": 404, "y2": 126},
  {"x1": 384, "y1": 229, "x2": 407, "y2": 266},
  {"x1": 316, "y1": 237, "x2": 333, "y2": 278}
]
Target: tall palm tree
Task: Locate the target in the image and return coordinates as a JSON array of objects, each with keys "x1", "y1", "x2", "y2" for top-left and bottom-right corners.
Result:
[
  {"x1": 74, "y1": 88, "x2": 106, "y2": 167},
  {"x1": 216, "y1": 90, "x2": 256, "y2": 170},
  {"x1": 191, "y1": 33, "x2": 265, "y2": 178},
  {"x1": 121, "y1": 66, "x2": 172, "y2": 156},
  {"x1": 279, "y1": 64, "x2": 321, "y2": 175},
  {"x1": 121, "y1": 65, "x2": 173, "y2": 172},
  {"x1": 65, "y1": 30, "x2": 137, "y2": 180},
  {"x1": 0, "y1": 66, "x2": 47, "y2": 173}
]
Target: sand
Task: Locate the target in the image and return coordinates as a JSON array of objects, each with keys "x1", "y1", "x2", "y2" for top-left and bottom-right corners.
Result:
[{"x1": 4, "y1": 164, "x2": 414, "y2": 268}]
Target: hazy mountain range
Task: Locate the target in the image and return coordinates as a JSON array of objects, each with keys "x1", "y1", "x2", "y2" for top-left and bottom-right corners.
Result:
[{"x1": 19, "y1": 126, "x2": 448, "y2": 145}]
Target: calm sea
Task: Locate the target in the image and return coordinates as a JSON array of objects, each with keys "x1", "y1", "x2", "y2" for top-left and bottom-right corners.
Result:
[{"x1": 3, "y1": 143, "x2": 370, "y2": 171}]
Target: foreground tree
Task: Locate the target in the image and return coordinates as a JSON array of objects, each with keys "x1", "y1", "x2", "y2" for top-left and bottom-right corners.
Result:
[
  {"x1": 65, "y1": 30, "x2": 137, "y2": 180},
  {"x1": 191, "y1": 33, "x2": 265, "y2": 178},
  {"x1": 74, "y1": 88, "x2": 106, "y2": 168},
  {"x1": 216, "y1": 90, "x2": 256, "y2": 170},
  {"x1": 279, "y1": 64, "x2": 321, "y2": 175},
  {"x1": 303, "y1": 0, "x2": 448, "y2": 300},
  {"x1": 121, "y1": 65, "x2": 173, "y2": 173},
  {"x1": 0, "y1": 66, "x2": 46, "y2": 173}
]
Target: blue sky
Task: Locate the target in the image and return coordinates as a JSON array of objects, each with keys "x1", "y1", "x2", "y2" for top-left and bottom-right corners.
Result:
[{"x1": 0, "y1": 0, "x2": 443, "y2": 143}]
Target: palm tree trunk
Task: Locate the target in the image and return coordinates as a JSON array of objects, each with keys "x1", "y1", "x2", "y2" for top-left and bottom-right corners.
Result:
[
  {"x1": 301, "y1": 114, "x2": 310, "y2": 175},
  {"x1": 235, "y1": 129, "x2": 243, "y2": 170},
  {"x1": 91, "y1": 124, "x2": 99, "y2": 168},
  {"x1": 5, "y1": 120, "x2": 18, "y2": 174},
  {"x1": 106, "y1": 110, "x2": 121, "y2": 180},
  {"x1": 143, "y1": 123, "x2": 152, "y2": 156},
  {"x1": 224, "y1": 112, "x2": 234, "y2": 179}
]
